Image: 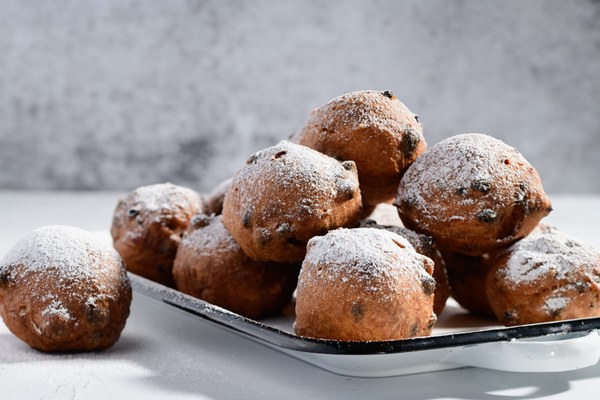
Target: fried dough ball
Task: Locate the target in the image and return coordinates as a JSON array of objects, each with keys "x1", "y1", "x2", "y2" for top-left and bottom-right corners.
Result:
[
  {"x1": 111, "y1": 182, "x2": 204, "y2": 287},
  {"x1": 395, "y1": 133, "x2": 552, "y2": 256},
  {"x1": 173, "y1": 215, "x2": 300, "y2": 319},
  {"x1": 442, "y1": 251, "x2": 496, "y2": 318},
  {"x1": 0, "y1": 226, "x2": 132, "y2": 352},
  {"x1": 486, "y1": 225, "x2": 600, "y2": 326},
  {"x1": 295, "y1": 228, "x2": 437, "y2": 341},
  {"x1": 360, "y1": 220, "x2": 450, "y2": 316},
  {"x1": 222, "y1": 141, "x2": 362, "y2": 263},
  {"x1": 294, "y1": 90, "x2": 426, "y2": 209},
  {"x1": 203, "y1": 178, "x2": 232, "y2": 215}
]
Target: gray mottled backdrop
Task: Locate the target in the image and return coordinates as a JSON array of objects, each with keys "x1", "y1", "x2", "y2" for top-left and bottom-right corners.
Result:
[{"x1": 1, "y1": 0, "x2": 599, "y2": 193}]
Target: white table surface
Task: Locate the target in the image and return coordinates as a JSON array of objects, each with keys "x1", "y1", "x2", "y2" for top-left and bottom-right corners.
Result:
[{"x1": 1, "y1": 191, "x2": 599, "y2": 400}]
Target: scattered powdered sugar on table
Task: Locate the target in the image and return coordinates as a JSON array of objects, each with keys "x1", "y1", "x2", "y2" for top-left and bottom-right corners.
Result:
[{"x1": 504, "y1": 226, "x2": 599, "y2": 286}]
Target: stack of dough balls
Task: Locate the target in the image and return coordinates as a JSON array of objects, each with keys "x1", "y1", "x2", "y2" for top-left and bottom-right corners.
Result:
[
  {"x1": 105, "y1": 88, "x2": 598, "y2": 343},
  {"x1": 222, "y1": 140, "x2": 362, "y2": 263},
  {"x1": 106, "y1": 90, "x2": 443, "y2": 340},
  {"x1": 110, "y1": 139, "x2": 365, "y2": 320},
  {"x1": 294, "y1": 90, "x2": 426, "y2": 213},
  {"x1": 395, "y1": 133, "x2": 600, "y2": 325},
  {"x1": 0, "y1": 225, "x2": 132, "y2": 352},
  {"x1": 4, "y1": 89, "x2": 597, "y2": 353}
]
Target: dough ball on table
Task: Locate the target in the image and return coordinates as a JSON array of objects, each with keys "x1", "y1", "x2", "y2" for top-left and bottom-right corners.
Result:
[
  {"x1": 360, "y1": 220, "x2": 450, "y2": 316},
  {"x1": 395, "y1": 133, "x2": 552, "y2": 256},
  {"x1": 441, "y1": 250, "x2": 496, "y2": 318},
  {"x1": 111, "y1": 182, "x2": 204, "y2": 287},
  {"x1": 0, "y1": 225, "x2": 132, "y2": 352},
  {"x1": 222, "y1": 141, "x2": 362, "y2": 263},
  {"x1": 294, "y1": 90, "x2": 426, "y2": 210},
  {"x1": 486, "y1": 225, "x2": 600, "y2": 326},
  {"x1": 173, "y1": 214, "x2": 300, "y2": 319},
  {"x1": 294, "y1": 228, "x2": 437, "y2": 341}
]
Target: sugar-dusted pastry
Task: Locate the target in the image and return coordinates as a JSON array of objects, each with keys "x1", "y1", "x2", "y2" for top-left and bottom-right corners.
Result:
[
  {"x1": 0, "y1": 225, "x2": 132, "y2": 352},
  {"x1": 295, "y1": 228, "x2": 436, "y2": 341},
  {"x1": 111, "y1": 182, "x2": 204, "y2": 287},
  {"x1": 173, "y1": 214, "x2": 300, "y2": 319},
  {"x1": 294, "y1": 90, "x2": 425, "y2": 209},
  {"x1": 486, "y1": 225, "x2": 600, "y2": 326},
  {"x1": 222, "y1": 141, "x2": 362, "y2": 263},
  {"x1": 360, "y1": 220, "x2": 450, "y2": 316},
  {"x1": 396, "y1": 133, "x2": 552, "y2": 256}
]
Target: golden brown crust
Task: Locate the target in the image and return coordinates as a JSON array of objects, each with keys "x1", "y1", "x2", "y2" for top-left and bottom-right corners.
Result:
[
  {"x1": 396, "y1": 133, "x2": 552, "y2": 256},
  {"x1": 111, "y1": 182, "x2": 203, "y2": 287},
  {"x1": 173, "y1": 215, "x2": 300, "y2": 319},
  {"x1": 294, "y1": 228, "x2": 436, "y2": 341},
  {"x1": 222, "y1": 141, "x2": 362, "y2": 263},
  {"x1": 360, "y1": 220, "x2": 450, "y2": 316},
  {"x1": 486, "y1": 225, "x2": 600, "y2": 326},
  {"x1": 0, "y1": 226, "x2": 132, "y2": 352},
  {"x1": 295, "y1": 90, "x2": 426, "y2": 208}
]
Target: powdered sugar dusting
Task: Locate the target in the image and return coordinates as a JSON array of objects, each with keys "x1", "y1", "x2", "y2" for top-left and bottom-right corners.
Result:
[
  {"x1": 398, "y1": 133, "x2": 538, "y2": 225},
  {"x1": 181, "y1": 216, "x2": 239, "y2": 256},
  {"x1": 317, "y1": 90, "x2": 422, "y2": 133},
  {"x1": 1, "y1": 225, "x2": 121, "y2": 281},
  {"x1": 504, "y1": 226, "x2": 599, "y2": 286},
  {"x1": 227, "y1": 140, "x2": 360, "y2": 225},
  {"x1": 299, "y1": 228, "x2": 431, "y2": 300},
  {"x1": 128, "y1": 182, "x2": 201, "y2": 212},
  {"x1": 0, "y1": 225, "x2": 128, "y2": 309},
  {"x1": 42, "y1": 299, "x2": 74, "y2": 321},
  {"x1": 543, "y1": 296, "x2": 571, "y2": 314}
]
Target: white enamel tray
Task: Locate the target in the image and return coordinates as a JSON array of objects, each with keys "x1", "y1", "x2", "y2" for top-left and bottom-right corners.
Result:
[{"x1": 130, "y1": 273, "x2": 600, "y2": 378}]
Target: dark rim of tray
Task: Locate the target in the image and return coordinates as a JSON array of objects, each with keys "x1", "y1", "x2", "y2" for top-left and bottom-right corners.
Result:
[{"x1": 131, "y1": 273, "x2": 600, "y2": 356}]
